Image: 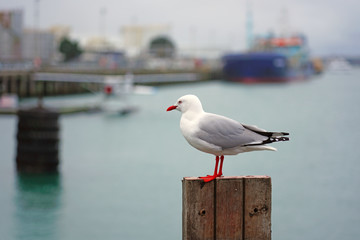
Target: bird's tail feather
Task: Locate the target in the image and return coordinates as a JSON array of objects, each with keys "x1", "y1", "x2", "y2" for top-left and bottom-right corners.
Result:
[
  {"x1": 243, "y1": 145, "x2": 277, "y2": 152},
  {"x1": 244, "y1": 135, "x2": 289, "y2": 147},
  {"x1": 243, "y1": 124, "x2": 289, "y2": 140},
  {"x1": 269, "y1": 132, "x2": 289, "y2": 138},
  {"x1": 243, "y1": 125, "x2": 290, "y2": 147}
]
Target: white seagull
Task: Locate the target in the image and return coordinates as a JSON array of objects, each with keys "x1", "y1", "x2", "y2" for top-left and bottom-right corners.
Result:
[{"x1": 166, "y1": 94, "x2": 289, "y2": 182}]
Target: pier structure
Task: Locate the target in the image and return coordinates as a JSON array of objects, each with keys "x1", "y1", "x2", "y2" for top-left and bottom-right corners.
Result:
[
  {"x1": 0, "y1": 71, "x2": 98, "y2": 98},
  {"x1": 0, "y1": 69, "x2": 220, "y2": 98}
]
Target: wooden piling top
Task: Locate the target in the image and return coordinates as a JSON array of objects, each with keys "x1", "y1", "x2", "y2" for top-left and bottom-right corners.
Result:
[
  {"x1": 182, "y1": 176, "x2": 271, "y2": 240},
  {"x1": 183, "y1": 175, "x2": 271, "y2": 181}
]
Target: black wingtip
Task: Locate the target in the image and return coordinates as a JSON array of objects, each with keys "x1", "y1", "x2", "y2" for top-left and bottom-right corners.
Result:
[
  {"x1": 282, "y1": 132, "x2": 290, "y2": 136},
  {"x1": 281, "y1": 137, "x2": 290, "y2": 141}
]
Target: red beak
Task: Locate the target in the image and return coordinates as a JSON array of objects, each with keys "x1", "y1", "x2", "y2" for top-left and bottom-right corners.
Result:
[{"x1": 167, "y1": 105, "x2": 177, "y2": 111}]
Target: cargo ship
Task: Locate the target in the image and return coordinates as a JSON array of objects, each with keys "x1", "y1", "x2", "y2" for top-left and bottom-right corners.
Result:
[{"x1": 222, "y1": 34, "x2": 316, "y2": 83}]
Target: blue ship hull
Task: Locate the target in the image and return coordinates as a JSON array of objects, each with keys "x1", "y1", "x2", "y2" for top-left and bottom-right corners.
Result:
[{"x1": 222, "y1": 52, "x2": 314, "y2": 83}]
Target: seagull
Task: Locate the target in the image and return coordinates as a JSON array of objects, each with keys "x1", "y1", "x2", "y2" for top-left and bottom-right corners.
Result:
[{"x1": 166, "y1": 94, "x2": 289, "y2": 182}]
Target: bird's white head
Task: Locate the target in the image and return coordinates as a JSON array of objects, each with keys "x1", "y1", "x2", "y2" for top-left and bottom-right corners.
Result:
[{"x1": 166, "y1": 94, "x2": 203, "y2": 114}]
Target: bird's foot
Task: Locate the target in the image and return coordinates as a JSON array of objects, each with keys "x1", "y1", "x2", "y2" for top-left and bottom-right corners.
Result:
[
  {"x1": 199, "y1": 175, "x2": 217, "y2": 182},
  {"x1": 204, "y1": 173, "x2": 222, "y2": 177}
]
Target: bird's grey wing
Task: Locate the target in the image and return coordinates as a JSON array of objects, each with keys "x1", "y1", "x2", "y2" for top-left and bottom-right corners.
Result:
[{"x1": 195, "y1": 114, "x2": 267, "y2": 149}]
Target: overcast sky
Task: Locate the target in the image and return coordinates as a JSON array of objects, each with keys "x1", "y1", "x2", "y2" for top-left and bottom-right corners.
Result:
[{"x1": 1, "y1": 0, "x2": 359, "y2": 56}]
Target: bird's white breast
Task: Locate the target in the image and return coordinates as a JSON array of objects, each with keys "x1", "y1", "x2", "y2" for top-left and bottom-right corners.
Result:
[
  {"x1": 180, "y1": 112, "x2": 222, "y2": 155},
  {"x1": 180, "y1": 112, "x2": 198, "y2": 143}
]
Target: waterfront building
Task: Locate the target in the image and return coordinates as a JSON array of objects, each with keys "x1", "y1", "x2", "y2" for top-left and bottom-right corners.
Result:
[
  {"x1": 0, "y1": 9, "x2": 23, "y2": 60},
  {"x1": 22, "y1": 29, "x2": 56, "y2": 65},
  {"x1": 121, "y1": 24, "x2": 171, "y2": 57}
]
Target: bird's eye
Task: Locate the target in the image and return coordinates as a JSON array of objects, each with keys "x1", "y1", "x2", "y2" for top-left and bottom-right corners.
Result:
[{"x1": 178, "y1": 100, "x2": 182, "y2": 104}]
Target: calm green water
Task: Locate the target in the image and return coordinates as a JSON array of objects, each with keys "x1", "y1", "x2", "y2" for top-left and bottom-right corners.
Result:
[{"x1": 1, "y1": 70, "x2": 360, "y2": 240}]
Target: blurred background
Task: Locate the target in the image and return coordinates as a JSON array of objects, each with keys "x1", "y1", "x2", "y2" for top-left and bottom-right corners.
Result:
[{"x1": 0, "y1": 0, "x2": 359, "y2": 240}]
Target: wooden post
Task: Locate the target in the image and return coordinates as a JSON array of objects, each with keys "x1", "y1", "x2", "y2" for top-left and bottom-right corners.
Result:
[
  {"x1": 16, "y1": 107, "x2": 60, "y2": 173},
  {"x1": 182, "y1": 176, "x2": 271, "y2": 240}
]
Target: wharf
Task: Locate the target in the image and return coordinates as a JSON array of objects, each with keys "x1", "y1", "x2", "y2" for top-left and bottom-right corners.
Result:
[
  {"x1": 0, "y1": 69, "x2": 221, "y2": 98},
  {"x1": 0, "y1": 104, "x2": 101, "y2": 115}
]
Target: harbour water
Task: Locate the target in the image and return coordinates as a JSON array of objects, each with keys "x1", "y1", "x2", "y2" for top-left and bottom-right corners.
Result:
[{"x1": 1, "y1": 70, "x2": 360, "y2": 240}]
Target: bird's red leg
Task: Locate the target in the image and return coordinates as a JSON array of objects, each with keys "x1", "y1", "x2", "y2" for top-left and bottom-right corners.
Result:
[
  {"x1": 200, "y1": 156, "x2": 219, "y2": 182},
  {"x1": 217, "y1": 155, "x2": 224, "y2": 177}
]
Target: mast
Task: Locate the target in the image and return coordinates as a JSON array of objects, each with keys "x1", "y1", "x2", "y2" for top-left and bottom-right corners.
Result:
[{"x1": 246, "y1": 0, "x2": 253, "y2": 50}]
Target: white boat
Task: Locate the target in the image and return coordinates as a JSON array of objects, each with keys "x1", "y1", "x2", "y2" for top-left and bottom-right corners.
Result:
[{"x1": 327, "y1": 58, "x2": 353, "y2": 72}]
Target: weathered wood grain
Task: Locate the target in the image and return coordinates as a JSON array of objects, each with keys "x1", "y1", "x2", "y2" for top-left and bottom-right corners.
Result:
[
  {"x1": 183, "y1": 176, "x2": 271, "y2": 240},
  {"x1": 183, "y1": 177, "x2": 215, "y2": 240},
  {"x1": 216, "y1": 177, "x2": 244, "y2": 240},
  {"x1": 243, "y1": 176, "x2": 272, "y2": 240}
]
